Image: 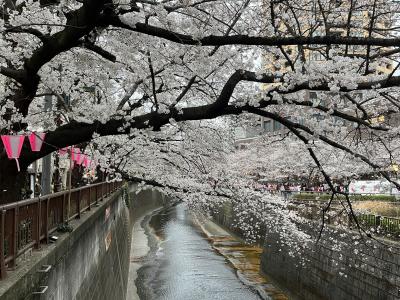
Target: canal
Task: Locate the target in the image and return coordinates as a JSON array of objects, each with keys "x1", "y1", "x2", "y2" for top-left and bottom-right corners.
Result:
[{"x1": 134, "y1": 203, "x2": 263, "y2": 300}]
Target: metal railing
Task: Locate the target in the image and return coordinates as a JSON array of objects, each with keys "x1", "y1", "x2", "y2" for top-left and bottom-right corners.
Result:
[
  {"x1": 286, "y1": 193, "x2": 400, "y2": 237},
  {"x1": 284, "y1": 191, "x2": 398, "y2": 202},
  {"x1": 0, "y1": 181, "x2": 123, "y2": 280},
  {"x1": 359, "y1": 214, "x2": 400, "y2": 236}
]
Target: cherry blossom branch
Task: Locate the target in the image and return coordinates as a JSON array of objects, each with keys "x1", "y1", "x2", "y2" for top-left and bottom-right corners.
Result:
[
  {"x1": 245, "y1": 107, "x2": 400, "y2": 192},
  {"x1": 15, "y1": 67, "x2": 398, "y2": 163},
  {"x1": 4, "y1": 26, "x2": 47, "y2": 42},
  {"x1": 3, "y1": 0, "x2": 109, "y2": 117},
  {"x1": 247, "y1": 107, "x2": 369, "y2": 241},
  {"x1": 80, "y1": 40, "x2": 117, "y2": 62},
  {"x1": 106, "y1": 17, "x2": 400, "y2": 48}
]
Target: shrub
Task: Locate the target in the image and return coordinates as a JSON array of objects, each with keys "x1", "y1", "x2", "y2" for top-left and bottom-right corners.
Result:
[{"x1": 291, "y1": 193, "x2": 396, "y2": 202}]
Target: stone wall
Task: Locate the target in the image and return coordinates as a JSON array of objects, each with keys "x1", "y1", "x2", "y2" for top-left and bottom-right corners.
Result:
[
  {"x1": 0, "y1": 184, "x2": 167, "y2": 300},
  {"x1": 211, "y1": 203, "x2": 400, "y2": 300},
  {"x1": 260, "y1": 226, "x2": 400, "y2": 300}
]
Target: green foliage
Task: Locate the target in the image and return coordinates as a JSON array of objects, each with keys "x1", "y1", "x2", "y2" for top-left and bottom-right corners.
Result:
[
  {"x1": 292, "y1": 193, "x2": 396, "y2": 202},
  {"x1": 57, "y1": 223, "x2": 74, "y2": 233},
  {"x1": 358, "y1": 214, "x2": 400, "y2": 235}
]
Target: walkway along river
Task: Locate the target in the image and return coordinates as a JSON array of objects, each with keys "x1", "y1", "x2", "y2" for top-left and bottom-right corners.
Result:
[{"x1": 128, "y1": 203, "x2": 287, "y2": 300}]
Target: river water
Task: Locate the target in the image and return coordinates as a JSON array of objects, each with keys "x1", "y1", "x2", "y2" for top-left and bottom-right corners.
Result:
[{"x1": 135, "y1": 204, "x2": 262, "y2": 300}]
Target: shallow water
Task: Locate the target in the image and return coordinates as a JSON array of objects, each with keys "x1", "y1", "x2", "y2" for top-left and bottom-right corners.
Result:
[{"x1": 136, "y1": 204, "x2": 262, "y2": 300}]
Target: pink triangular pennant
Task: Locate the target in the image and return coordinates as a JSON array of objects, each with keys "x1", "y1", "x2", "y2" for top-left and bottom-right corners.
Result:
[
  {"x1": 28, "y1": 132, "x2": 46, "y2": 152},
  {"x1": 1, "y1": 135, "x2": 25, "y2": 171}
]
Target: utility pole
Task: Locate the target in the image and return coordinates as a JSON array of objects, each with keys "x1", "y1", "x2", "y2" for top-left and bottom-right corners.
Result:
[
  {"x1": 41, "y1": 94, "x2": 52, "y2": 195},
  {"x1": 28, "y1": 161, "x2": 37, "y2": 198},
  {"x1": 67, "y1": 146, "x2": 73, "y2": 224},
  {"x1": 53, "y1": 94, "x2": 68, "y2": 192}
]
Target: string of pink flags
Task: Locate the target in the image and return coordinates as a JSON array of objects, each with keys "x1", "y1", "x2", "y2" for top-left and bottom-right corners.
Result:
[{"x1": 1, "y1": 133, "x2": 98, "y2": 172}]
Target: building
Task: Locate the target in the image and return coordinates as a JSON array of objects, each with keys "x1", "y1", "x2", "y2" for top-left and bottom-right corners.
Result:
[{"x1": 236, "y1": 0, "x2": 396, "y2": 148}]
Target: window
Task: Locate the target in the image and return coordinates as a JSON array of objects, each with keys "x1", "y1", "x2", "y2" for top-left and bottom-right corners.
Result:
[
  {"x1": 273, "y1": 120, "x2": 282, "y2": 131},
  {"x1": 310, "y1": 51, "x2": 324, "y2": 61},
  {"x1": 349, "y1": 44, "x2": 363, "y2": 54},
  {"x1": 330, "y1": 31, "x2": 342, "y2": 37},
  {"x1": 352, "y1": 9, "x2": 363, "y2": 17},
  {"x1": 263, "y1": 120, "x2": 272, "y2": 132}
]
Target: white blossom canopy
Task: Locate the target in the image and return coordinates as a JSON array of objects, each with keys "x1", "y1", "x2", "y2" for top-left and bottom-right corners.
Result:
[{"x1": 1, "y1": 0, "x2": 400, "y2": 245}]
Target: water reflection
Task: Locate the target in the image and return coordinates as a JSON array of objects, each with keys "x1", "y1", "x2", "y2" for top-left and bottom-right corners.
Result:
[{"x1": 136, "y1": 204, "x2": 262, "y2": 300}]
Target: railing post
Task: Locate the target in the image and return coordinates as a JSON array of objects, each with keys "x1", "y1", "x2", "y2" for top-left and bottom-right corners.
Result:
[
  {"x1": 376, "y1": 215, "x2": 381, "y2": 227},
  {"x1": 45, "y1": 198, "x2": 49, "y2": 244},
  {"x1": 0, "y1": 210, "x2": 7, "y2": 279},
  {"x1": 101, "y1": 182, "x2": 104, "y2": 201},
  {"x1": 95, "y1": 185, "x2": 98, "y2": 206},
  {"x1": 10, "y1": 206, "x2": 18, "y2": 268},
  {"x1": 62, "y1": 193, "x2": 66, "y2": 223},
  {"x1": 77, "y1": 189, "x2": 81, "y2": 219},
  {"x1": 88, "y1": 186, "x2": 91, "y2": 211},
  {"x1": 36, "y1": 198, "x2": 41, "y2": 249}
]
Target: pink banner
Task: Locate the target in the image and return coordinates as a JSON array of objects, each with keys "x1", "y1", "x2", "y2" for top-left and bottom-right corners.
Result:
[
  {"x1": 28, "y1": 132, "x2": 46, "y2": 152},
  {"x1": 1, "y1": 135, "x2": 25, "y2": 171}
]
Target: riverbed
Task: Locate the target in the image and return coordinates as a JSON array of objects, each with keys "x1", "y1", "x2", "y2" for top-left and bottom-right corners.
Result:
[{"x1": 134, "y1": 204, "x2": 263, "y2": 300}]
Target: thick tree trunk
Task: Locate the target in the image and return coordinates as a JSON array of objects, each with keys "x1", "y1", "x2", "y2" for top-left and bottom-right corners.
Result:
[
  {"x1": 0, "y1": 159, "x2": 28, "y2": 204},
  {"x1": 53, "y1": 154, "x2": 62, "y2": 192}
]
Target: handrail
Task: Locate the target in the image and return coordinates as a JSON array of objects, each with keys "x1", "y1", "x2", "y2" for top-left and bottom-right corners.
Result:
[
  {"x1": 0, "y1": 180, "x2": 123, "y2": 280},
  {"x1": 281, "y1": 190, "x2": 396, "y2": 196},
  {"x1": 0, "y1": 182, "x2": 106, "y2": 211}
]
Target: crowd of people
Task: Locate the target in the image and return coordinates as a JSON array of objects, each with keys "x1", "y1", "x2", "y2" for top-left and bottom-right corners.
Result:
[
  {"x1": 265, "y1": 183, "x2": 328, "y2": 193},
  {"x1": 252, "y1": 182, "x2": 347, "y2": 193}
]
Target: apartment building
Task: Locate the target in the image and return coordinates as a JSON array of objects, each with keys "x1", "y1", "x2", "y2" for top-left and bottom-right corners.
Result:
[{"x1": 235, "y1": 0, "x2": 396, "y2": 147}]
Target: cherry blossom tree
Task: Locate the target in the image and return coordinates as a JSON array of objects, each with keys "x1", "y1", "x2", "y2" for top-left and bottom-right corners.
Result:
[{"x1": 0, "y1": 0, "x2": 400, "y2": 216}]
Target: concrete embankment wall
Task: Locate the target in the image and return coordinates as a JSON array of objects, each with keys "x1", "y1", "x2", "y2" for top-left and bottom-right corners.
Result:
[
  {"x1": 260, "y1": 227, "x2": 400, "y2": 300},
  {"x1": 212, "y1": 203, "x2": 400, "y2": 300},
  {"x1": 0, "y1": 184, "x2": 166, "y2": 300}
]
